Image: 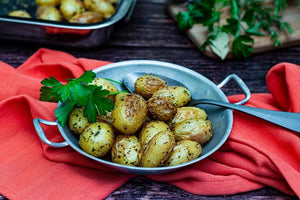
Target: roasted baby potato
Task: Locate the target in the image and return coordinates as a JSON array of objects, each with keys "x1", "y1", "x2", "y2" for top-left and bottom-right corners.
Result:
[
  {"x1": 79, "y1": 122, "x2": 114, "y2": 157},
  {"x1": 140, "y1": 130, "x2": 175, "y2": 167},
  {"x1": 68, "y1": 107, "x2": 90, "y2": 135},
  {"x1": 165, "y1": 140, "x2": 202, "y2": 166},
  {"x1": 134, "y1": 75, "x2": 167, "y2": 99},
  {"x1": 69, "y1": 11, "x2": 103, "y2": 23},
  {"x1": 139, "y1": 121, "x2": 171, "y2": 151},
  {"x1": 147, "y1": 96, "x2": 177, "y2": 121},
  {"x1": 83, "y1": 0, "x2": 116, "y2": 18},
  {"x1": 89, "y1": 77, "x2": 119, "y2": 102},
  {"x1": 171, "y1": 107, "x2": 208, "y2": 128},
  {"x1": 36, "y1": 0, "x2": 61, "y2": 6},
  {"x1": 111, "y1": 135, "x2": 142, "y2": 166},
  {"x1": 152, "y1": 86, "x2": 191, "y2": 108},
  {"x1": 173, "y1": 118, "x2": 213, "y2": 144},
  {"x1": 8, "y1": 10, "x2": 31, "y2": 18},
  {"x1": 60, "y1": 0, "x2": 85, "y2": 20},
  {"x1": 36, "y1": 5, "x2": 62, "y2": 21},
  {"x1": 112, "y1": 93, "x2": 147, "y2": 135}
]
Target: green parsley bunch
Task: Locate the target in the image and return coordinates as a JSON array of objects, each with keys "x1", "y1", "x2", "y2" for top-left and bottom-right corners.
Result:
[{"x1": 176, "y1": 0, "x2": 296, "y2": 59}]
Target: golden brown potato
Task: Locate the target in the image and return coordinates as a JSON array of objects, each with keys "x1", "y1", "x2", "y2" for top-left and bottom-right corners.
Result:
[
  {"x1": 36, "y1": 5, "x2": 62, "y2": 21},
  {"x1": 141, "y1": 130, "x2": 175, "y2": 167},
  {"x1": 111, "y1": 135, "x2": 141, "y2": 166},
  {"x1": 152, "y1": 86, "x2": 191, "y2": 108},
  {"x1": 111, "y1": 93, "x2": 147, "y2": 135},
  {"x1": 173, "y1": 118, "x2": 213, "y2": 144},
  {"x1": 89, "y1": 78, "x2": 119, "y2": 102},
  {"x1": 60, "y1": 0, "x2": 85, "y2": 20},
  {"x1": 83, "y1": 0, "x2": 116, "y2": 18},
  {"x1": 147, "y1": 96, "x2": 177, "y2": 121},
  {"x1": 134, "y1": 75, "x2": 167, "y2": 99},
  {"x1": 79, "y1": 122, "x2": 114, "y2": 157},
  {"x1": 69, "y1": 11, "x2": 103, "y2": 23},
  {"x1": 165, "y1": 140, "x2": 202, "y2": 166},
  {"x1": 170, "y1": 107, "x2": 208, "y2": 129},
  {"x1": 139, "y1": 121, "x2": 171, "y2": 151},
  {"x1": 36, "y1": 0, "x2": 61, "y2": 6},
  {"x1": 8, "y1": 10, "x2": 31, "y2": 18},
  {"x1": 68, "y1": 107, "x2": 90, "y2": 135}
]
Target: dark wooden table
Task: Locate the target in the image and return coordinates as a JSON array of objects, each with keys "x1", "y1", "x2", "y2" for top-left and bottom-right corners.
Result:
[{"x1": 0, "y1": 0, "x2": 299, "y2": 199}]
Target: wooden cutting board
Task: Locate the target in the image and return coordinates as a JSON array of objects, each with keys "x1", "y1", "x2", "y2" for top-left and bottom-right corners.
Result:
[{"x1": 166, "y1": 2, "x2": 300, "y2": 59}]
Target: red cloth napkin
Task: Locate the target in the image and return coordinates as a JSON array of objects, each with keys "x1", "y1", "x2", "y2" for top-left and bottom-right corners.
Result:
[{"x1": 0, "y1": 48, "x2": 299, "y2": 200}]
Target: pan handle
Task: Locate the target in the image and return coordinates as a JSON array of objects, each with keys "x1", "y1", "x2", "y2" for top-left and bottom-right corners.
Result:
[
  {"x1": 33, "y1": 118, "x2": 68, "y2": 148},
  {"x1": 217, "y1": 74, "x2": 251, "y2": 105}
]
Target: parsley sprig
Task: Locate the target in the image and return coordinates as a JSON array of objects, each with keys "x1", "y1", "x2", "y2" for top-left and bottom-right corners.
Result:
[
  {"x1": 40, "y1": 71, "x2": 120, "y2": 127},
  {"x1": 176, "y1": 0, "x2": 296, "y2": 59}
]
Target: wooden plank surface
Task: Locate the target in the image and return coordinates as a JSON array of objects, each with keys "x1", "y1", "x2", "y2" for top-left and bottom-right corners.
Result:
[
  {"x1": 0, "y1": 0, "x2": 300, "y2": 199},
  {"x1": 166, "y1": 1, "x2": 300, "y2": 59}
]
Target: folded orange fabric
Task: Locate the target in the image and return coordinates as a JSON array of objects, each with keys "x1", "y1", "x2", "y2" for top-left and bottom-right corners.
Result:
[{"x1": 0, "y1": 48, "x2": 299, "y2": 200}]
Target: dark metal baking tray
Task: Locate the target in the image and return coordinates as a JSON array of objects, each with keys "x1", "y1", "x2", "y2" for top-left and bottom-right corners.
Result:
[{"x1": 0, "y1": 0, "x2": 136, "y2": 48}]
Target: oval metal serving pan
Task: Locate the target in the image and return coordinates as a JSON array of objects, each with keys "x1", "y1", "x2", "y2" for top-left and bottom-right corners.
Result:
[{"x1": 34, "y1": 60, "x2": 251, "y2": 175}]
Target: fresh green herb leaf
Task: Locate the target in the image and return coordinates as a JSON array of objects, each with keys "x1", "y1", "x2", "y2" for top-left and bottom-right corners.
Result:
[
  {"x1": 232, "y1": 35, "x2": 254, "y2": 59},
  {"x1": 40, "y1": 71, "x2": 117, "y2": 127},
  {"x1": 176, "y1": 0, "x2": 296, "y2": 59},
  {"x1": 209, "y1": 31, "x2": 229, "y2": 60}
]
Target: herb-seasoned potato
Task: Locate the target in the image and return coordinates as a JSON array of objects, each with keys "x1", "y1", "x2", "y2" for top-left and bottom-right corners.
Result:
[
  {"x1": 134, "y1": 75, "x2": 167, "y2": 99},
  {"x1": 112, "y1": 93, "x2": 147, "y2": 135},
  {"x1": 171, "y1": 107, "x2": 208, "y2": 128},
  {"x1": 173, "y1": 118, "x2": 213, "y2": 144},
  {"x1": 141, "y1": 130, "x2": 175, "y2": 167},
  {"x1": 68, "y1": 107, "x2": 90, "y2": 135},
  {"x1": 139, "y1": 121, "x2": 171, "y2": 151},
  {"x1": 36, "y1": 5, "x2": 62, "y2": 21},
  {"x1": 60, "y1": 0, "x2": 85, "y2": 20},
  {"x1": 111, "y1": 135, "x2": 141, "y2": 166},
  {"x1": 36, "y1": 0, "x2": 60, "y2": 6},
  {"x1": 165, "y1": 140, "x2": 202, "y2": 166},
  {"x1": 79, "y1": 122, "x2": 114, "y2": 157},
  {"x1": 147, "y1": 96, "x2": 177, "y2": 121},
  {"x1": 8, "y1": 10, "x2": 31, "y2": 18},
  {"x1": 83, "y1": 0, "x2": 116, "y2": 18},
  {"x1": 152, "y1": 86, "x2": 191, "y2": 108},
  {"x1": 89, "y1": 78, "x2": 119, "y2": 102},
  {"x1": 69, "y1": 11, "x2": 103, "y2": 23}
]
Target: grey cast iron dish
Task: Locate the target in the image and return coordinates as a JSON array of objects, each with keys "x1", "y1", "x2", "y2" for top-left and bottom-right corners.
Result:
[{"x1": 33, "y1": 60, "x2": 250, "y2": 175}]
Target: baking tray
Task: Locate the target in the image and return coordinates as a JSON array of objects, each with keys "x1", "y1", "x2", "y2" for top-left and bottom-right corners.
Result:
[{"x1": 0, "y1": 0, "x2": 136, "y2": 48}]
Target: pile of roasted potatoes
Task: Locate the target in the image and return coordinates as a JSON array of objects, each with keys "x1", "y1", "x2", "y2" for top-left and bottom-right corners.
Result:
[
  {"x1": 8, "y1": 0, "x2": 117, "y2": 23},
  {"x1": 68, "y1": 75, "x2": 213, "y2": 167}
]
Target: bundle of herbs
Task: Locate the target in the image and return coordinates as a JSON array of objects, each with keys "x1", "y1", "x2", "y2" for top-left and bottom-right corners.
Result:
[{"x1": 176, "y1": 0, "x2": 298, "y2": 59}]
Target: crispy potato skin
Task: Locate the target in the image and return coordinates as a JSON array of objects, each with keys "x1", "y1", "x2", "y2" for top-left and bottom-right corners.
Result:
[
  {"x1": 134, "y1": 75, "x2": 167, "y2": 99},
  {"x1": 83, "y1": 0, "x2": 116, "y2": 18},
  {"x1": 141, "y1": 130, "x2": 175, "y2": 167},
  {"x1": 152, "y1": 86, "x2": 191, "y2": 108},
  {"x1": 171, "y1": 107, "x2": 208, "y2": 129},
  {"x1": 112, "y1": 93, "x2": 147, "y2": 135},
  {"x1": 111, "y1": 135, "x2": 141, "y2": 166},
  {"x1": 173, "y1": 118, "x2": 213, "y2": 144},
  {"x1": 147, "y1": 96, "x2": 177, "y2": 121},
  {"x1": 79, "y1": 122, "x2": 114, "y2": 157},
  {"x1": 36, "y1": 5, "x2": 62, "y2": 21},
  {"x1": 60, "y1": 0, "x2": 85, "y2": 20},
  {"x1": 68, "y1": 107, "x2": 90, "y2": 135},
  {"x1": 69, "y1": 11, "x2": 103, "y2": 23},
  {"x1": 139, "y1": 121, "x2": 171, "y2": 151},
  {"x1": 8, "y1": 10, "x2": 31, "y2": 18},
  {"x1": 89, "y1": 78, "x2": 119, "y2": 102},
  {"x1": 165, "y1": 140, "x2": 202, "y2": 166},
  {"x1": 36, "y1": 0, "x2": 61, "y2": 6}
]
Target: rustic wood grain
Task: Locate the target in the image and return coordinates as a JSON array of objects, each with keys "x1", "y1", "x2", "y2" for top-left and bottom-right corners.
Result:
[{"x1": 0, "y1": 0, "x2": 299, "y2": 199}]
